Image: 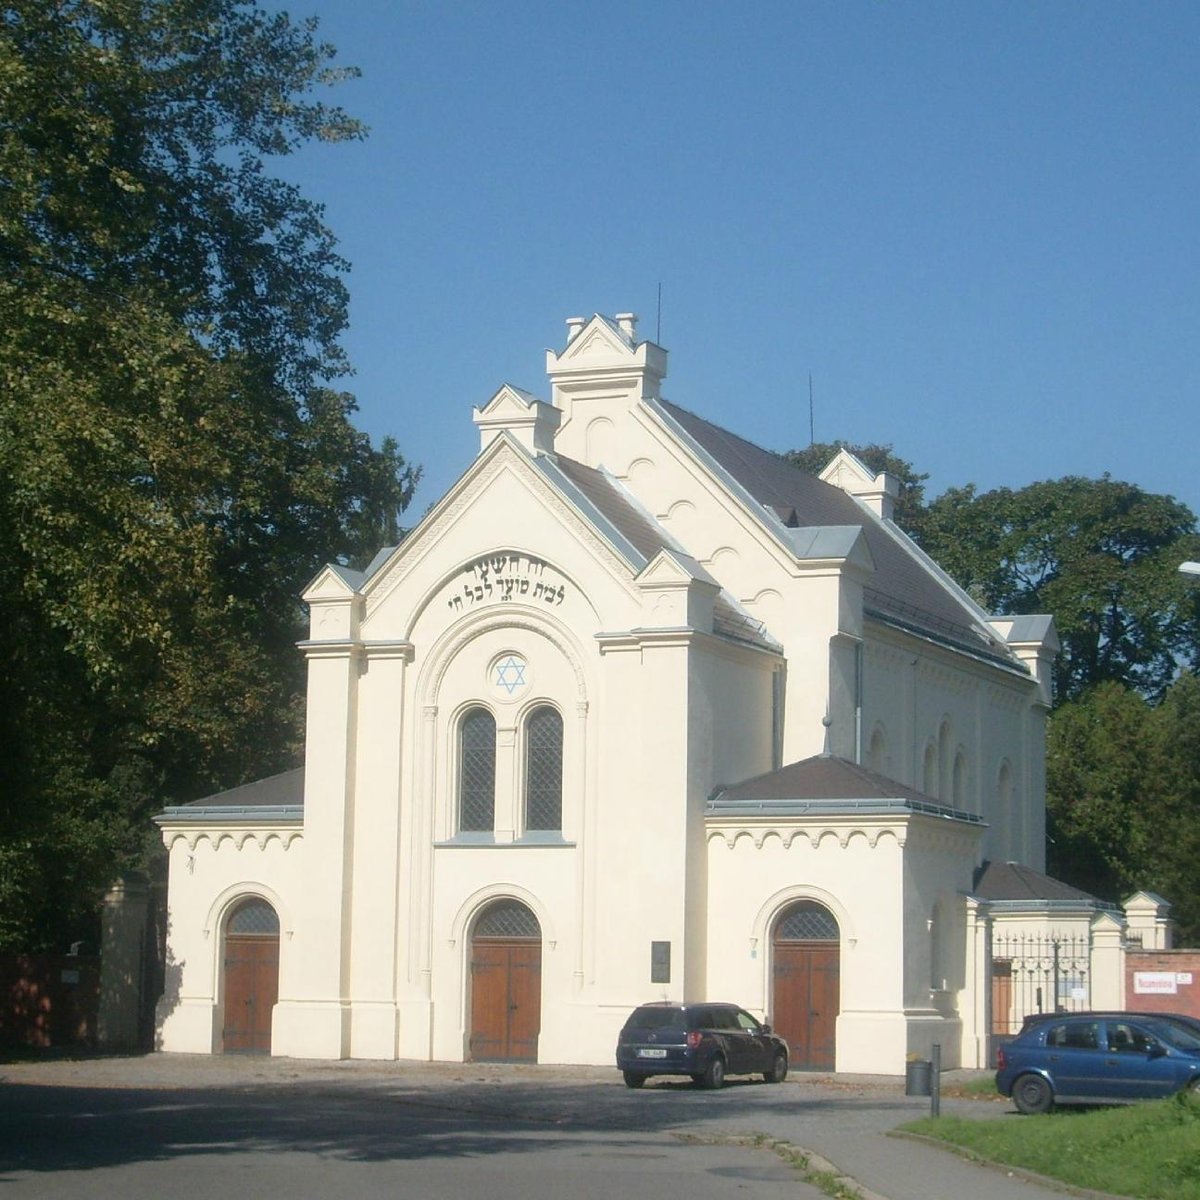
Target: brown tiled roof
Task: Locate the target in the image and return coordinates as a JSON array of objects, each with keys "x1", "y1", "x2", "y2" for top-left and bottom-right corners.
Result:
[
  {"x1": 973, "y1": 860, "x2": 1102, "y2": 904},
  {"x1": 717, "y1": 754, "x2": 944, "y2": 806},
  {"x1": 655, "y1": 399, "x2": 1016, "y2": 664}
]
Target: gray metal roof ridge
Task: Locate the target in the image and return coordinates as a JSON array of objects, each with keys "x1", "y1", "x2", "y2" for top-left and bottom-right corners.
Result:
[
  {"x1": 155, "y1": 805, "x2": 304, "y2": 823},
  {"x1": 705, "y1": 796, "x2": 984, "y2": 824},
  {"x1": 981, "y1": 897, "x2": 1121, "y2": 913},
  {"x1": 864, "y1": 604, "x2": 1034, "y2": 677}
]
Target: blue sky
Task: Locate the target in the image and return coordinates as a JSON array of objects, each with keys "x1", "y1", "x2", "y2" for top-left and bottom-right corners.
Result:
[{"x1": 278, "y1": 1, "x2": 1200, "y2": 517}]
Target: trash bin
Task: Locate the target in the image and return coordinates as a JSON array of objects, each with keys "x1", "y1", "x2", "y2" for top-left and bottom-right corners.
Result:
[{"x1": 905, "y1": 1058, "x2": 932, "y2": 1096}]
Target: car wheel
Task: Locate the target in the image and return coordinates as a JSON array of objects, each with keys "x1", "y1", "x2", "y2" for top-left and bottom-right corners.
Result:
[
  {"x1": 764, "y1": 1050, "x2": 788, "y2": 1083},
  {"x1": 1012, "y1": 1073, "x2": 1053, "y2": 1115},
  {"x1": 702, "y1": 1056, "x2": 726, "y2": 1090},
  {"x1": 622, "y1": 1070, "x2": 647, "y2": 1089},
  {"x1": 1189, "y1": 1077, "x2": 1200, "y2": 1095}
]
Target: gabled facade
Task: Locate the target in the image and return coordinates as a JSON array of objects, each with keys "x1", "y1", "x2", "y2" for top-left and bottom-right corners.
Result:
[{"x1": 156, "y1": 313, "x2": 1059, "y2": 1072}]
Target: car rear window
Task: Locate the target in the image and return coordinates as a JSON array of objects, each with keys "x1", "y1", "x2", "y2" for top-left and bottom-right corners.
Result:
[{"x1": 627, "y1": 1007, "x2": 684, "y2": 1029}]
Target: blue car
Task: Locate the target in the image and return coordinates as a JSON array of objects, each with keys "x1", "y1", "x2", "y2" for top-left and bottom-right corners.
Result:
[
  {"x1": 996, "y1": 1013, "x2": 1200, "y2": 1113},
  {"x1": 615, "y1": 1002, "x2": 789, "y2": 1089}
]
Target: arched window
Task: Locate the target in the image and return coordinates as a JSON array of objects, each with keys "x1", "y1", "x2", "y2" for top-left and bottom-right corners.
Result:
[
  {"x1": 459, "y1": 707, "x2": 496, "y2": 832},
  {"x1": 774, "y1": 900, "x2": 839, "y2": 942},
  {"x1": 952, "y1": 751, "x2": 968, "y2": 806},
  {"x1": 475, "y1": 899, "x2": 541, "y2": 939},
  {"x1": 227, "y1": 898, "x2": 279, "y2": 936},
  {"x1": 938, "y1": 720, "x2": 953, "y2": 799},
  {"x1": 867, "y1": 726, "x2": 887, "y2": 774},
  {"x1": 922, "y1": 742, "x2": 938, "y2": 797},
  {"x1": 523, "y1": 705, "x2": 563, "y2": 831},
  {"x1": 997, "y1": 760, "x2": 1015, "y2": 853}
]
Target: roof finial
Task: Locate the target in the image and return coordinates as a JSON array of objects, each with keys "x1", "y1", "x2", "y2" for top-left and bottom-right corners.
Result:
[{"x1": 821, "y1": 710, "x2": 833, "y2": 758}]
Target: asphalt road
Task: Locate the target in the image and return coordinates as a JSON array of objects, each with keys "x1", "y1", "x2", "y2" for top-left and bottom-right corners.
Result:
[
  {"x1": 0, "y1": 1056, "x2": 1059, "y2": 1200},
  {"x1": 0, "y1": 1060, "x2": 857, "y2": 1200}
]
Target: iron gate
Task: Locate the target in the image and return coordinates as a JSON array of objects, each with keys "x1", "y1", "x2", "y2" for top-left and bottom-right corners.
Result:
[{"x1": 992, "y1": 931, "x2": 1091, "y2": 1038}]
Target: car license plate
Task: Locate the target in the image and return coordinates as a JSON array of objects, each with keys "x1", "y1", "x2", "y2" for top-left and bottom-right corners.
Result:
[{"x1": 637, "y1": 1048, "x2": 668, "y2": 1058}]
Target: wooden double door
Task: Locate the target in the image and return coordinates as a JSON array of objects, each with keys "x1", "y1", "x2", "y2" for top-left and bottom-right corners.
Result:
[
  {"x1": 469, "y1": 937, "x2": 542, "y2": 1062},
  {"x1": 223, "y1": 934, "x2": 279, "y2": 1054},
  {"x1": 771, "y1": 901, "x2": 840, "y2": 1071},
  {"x1": 222, "y1": 898, "x2": 280, "y2": 1055}
]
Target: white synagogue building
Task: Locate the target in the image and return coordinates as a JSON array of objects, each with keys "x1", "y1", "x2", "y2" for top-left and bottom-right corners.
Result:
[{"x1": 156, "y1": 312, "x2": 1066, "y2": 1073}]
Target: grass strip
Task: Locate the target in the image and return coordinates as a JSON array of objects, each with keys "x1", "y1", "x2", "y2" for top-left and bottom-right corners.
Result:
[
  {"x1": 676, "y1": 1132, "x2": 870, "y2": 1200},
  {"x1": 899, "y1": 1091, "x2": 1200, "y2": 1200}
]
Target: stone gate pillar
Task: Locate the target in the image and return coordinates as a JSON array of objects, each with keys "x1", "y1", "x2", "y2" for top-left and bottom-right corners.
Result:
[{"x1": 98, "y1": 875, "x2": 149, "y2": 1050}]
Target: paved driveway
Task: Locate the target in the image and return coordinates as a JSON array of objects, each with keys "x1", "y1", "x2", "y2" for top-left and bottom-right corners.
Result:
[{"x1": 0, "y1": 1056, "x2": 1067, "y2": 1200}]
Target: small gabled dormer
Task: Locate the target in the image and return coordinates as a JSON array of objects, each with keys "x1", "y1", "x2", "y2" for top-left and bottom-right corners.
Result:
[
  {"x1": 635, "y1": 547, "x2": 721, "y2": 632},
  {"x1": 819, "y1": 448, "x2": 900, "y2": 521},
  {"x1": 301, "y1": 563, "x2": 362, "y2": 642},
  {"x1": 545, "y1": 313, "x2": 668, "y2": 433},
  {"x1": 472, "y1": 384, "x2": 561, "y2": 455}
]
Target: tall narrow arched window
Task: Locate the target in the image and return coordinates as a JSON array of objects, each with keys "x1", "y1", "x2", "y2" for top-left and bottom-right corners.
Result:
[
  {"x1": 523, "y1": 705, "x2": 563, "y2": 831},
  {"x1": 459, "y1": 707, "x2": 496, "y2": 832},
  {"x1": 952, "y1": 750, "x2": 968, "y2": 807},
  {"x1": 923, "y1": 743, "x2": 938, "y2": 797}
]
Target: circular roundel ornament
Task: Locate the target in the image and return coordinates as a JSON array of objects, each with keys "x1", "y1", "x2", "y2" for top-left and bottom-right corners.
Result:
[{"x1": 489, "y1": 652, "x2": 531, "y2": 703}]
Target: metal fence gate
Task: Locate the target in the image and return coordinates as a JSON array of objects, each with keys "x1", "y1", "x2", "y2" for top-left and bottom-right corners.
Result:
[{"x1": 992, "y1": 932, "x2": 1091, "y2": 1039}]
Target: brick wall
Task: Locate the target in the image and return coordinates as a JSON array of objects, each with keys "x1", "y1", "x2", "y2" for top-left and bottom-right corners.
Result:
[
  {"x1": 1126, "y1": 950, "x2": 1200, "y2": 1020},
  {"x1": 0, "y1": 954, "x2": 100, "y2": 1048}
]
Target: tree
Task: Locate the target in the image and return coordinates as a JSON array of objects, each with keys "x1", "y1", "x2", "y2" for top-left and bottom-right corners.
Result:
[
  {"x1": 1047, "y1": 676, "x2": 1200, "y2": 944},
  {"x1": 0, "y1": 1, "x2": 418, "y2": 951},
  {"x1": 917, "y1": 477, "x2": 1200, "y2": 702},
  {"x1": 784, "y1": 441, "x2": 929, "y2": 534}
]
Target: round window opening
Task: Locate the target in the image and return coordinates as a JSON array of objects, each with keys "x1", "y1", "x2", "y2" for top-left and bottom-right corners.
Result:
[{"x1": 489, "y1": 652, "x2": 531, "y2": 702}]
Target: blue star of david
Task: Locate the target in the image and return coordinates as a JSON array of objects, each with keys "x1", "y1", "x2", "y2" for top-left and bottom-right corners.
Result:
[{"x1": 494, "y1": 656, "x2": 527, "y2": 695}]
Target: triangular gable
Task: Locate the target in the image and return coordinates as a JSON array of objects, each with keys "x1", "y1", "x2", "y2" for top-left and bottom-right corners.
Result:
[
  {"x1": 818, "y1": 447, "x2": 877, "y2": 490},
  {"x1": 359, "y1": 433, "x2": 669, "y2": 617},
  {"x1": 637, "y1": 547, "x2": 720, "y2": 590},
  {"x1": 302, "y1": 562, "x2": 363, "y2": 603},
  {"x1": 553, "y1": 313, "x2": 636, "y2": 363}
]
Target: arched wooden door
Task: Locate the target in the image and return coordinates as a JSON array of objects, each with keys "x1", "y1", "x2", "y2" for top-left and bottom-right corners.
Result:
[
  {"x1": 772, "y1": 901, "x2": 840, "y2": 1070},
  {"x1": 222, "y1": 898, "x2": 279, "y2": 1055},
  {"x1": 469, "y1": 900, "x2": 541, "y2": 1062}
]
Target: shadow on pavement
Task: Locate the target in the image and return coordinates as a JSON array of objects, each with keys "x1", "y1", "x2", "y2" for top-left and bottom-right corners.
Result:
[{"x1": 0, "y1": 1070, "x2": 916, "y2": 1179}]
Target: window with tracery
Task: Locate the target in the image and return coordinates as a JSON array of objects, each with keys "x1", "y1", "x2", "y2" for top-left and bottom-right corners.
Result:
[
  {"x1": 523, "y1": 705, "x2": 563, "y2": 831},
  {"x1": 459, "y1": 707, "x2": 496, "y2": 831}
]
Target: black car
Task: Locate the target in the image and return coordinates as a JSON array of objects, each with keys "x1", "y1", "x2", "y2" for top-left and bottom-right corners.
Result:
[{"x1": 615, "y1": 1002, "x2": 789, "y2": 1089}]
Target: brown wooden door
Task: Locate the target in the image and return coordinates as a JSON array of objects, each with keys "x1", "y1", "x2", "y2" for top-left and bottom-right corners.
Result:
[
  {"x1": 223, "y1": 934, "x2": 279, "y2": 1054},
  {"x1": 773, "y1": 942, "x2": 839, "y2": 1069},
  {"x1": 991, "y1": 959, "x2": 1014, "y2": 1035},
  {"x1": 469, "y1": 939, "x2": 541, "y2": 1062}
]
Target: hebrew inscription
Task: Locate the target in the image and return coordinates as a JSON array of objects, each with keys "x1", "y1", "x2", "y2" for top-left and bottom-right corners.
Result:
[{"x1": 446, "y1": 554, "x2": 568, "y2": 614}]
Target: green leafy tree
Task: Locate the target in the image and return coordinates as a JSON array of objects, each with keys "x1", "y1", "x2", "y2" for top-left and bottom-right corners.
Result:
[
  {"x1": 784, "y1": 441, "x2": 929, "y2": 534},
  {"x1": 1048, "y1": 676, "x2": 1200, "y2": 943},
  {"x1": 917, "y1": 477, "x2": 1200, "y2": 702},
  {"x1": 0, "y1": 1, "x2": 417, "y2": 950}
]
